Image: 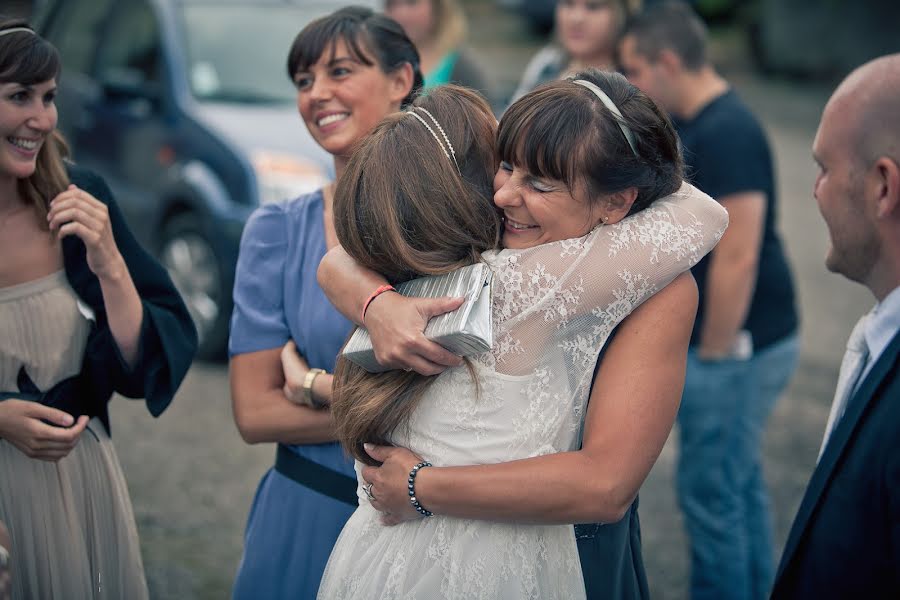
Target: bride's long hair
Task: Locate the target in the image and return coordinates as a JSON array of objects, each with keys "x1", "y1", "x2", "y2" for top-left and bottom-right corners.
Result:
[{"x1": 331, "y1": 85, "x2": 500, "y2": 464}]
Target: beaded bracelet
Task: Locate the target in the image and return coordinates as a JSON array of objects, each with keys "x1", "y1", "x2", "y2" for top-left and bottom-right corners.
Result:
[{"x1": 408, "y1": 461, "x2": 434, "y2": 517}]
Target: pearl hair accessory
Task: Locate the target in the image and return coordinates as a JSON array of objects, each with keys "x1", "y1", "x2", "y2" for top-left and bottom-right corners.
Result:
[{"x1": 407, "y1": 107, "x2": 461, "y2": 174}]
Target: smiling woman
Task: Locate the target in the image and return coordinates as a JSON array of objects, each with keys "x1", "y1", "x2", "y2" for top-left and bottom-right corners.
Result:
[
  {"x1": 291, "y1": 37, "x2": 417, "y2": 167},
  {"x1": 0, "y1": 79, "x2": 57, "y2": 181},
  {"x1": 0, "y1": 19, "x2": 196, "y2": 599}
]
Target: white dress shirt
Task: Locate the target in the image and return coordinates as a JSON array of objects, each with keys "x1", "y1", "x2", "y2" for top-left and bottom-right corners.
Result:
[
  {"x1": 860, "y1": 285, "x2": 900, "y2": 384},
  {"x1": 818, "y1": 285, "x2": 900, "y2": 460}
]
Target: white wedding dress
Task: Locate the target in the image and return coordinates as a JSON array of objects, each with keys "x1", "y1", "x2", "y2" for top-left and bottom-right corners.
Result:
[{"x1": 318, "y1": 183, "x2": 727, "y2": 599}]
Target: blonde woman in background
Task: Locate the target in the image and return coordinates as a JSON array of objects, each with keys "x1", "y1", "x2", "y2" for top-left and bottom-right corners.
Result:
[
  {"x1": 385, "y1": 0, "x2": 493, "y2": 103},
  {"x1": 510, "y1": 0, "x2": 634, "y2": 104}
]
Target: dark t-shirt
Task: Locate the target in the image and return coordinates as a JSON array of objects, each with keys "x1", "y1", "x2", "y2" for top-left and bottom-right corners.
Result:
[{"x1": 675, "y1": 89, "x2": 798, "y2": 351}]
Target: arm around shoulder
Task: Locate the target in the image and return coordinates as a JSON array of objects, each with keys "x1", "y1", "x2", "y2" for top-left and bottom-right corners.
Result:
[
  {"x1": 367, "y1": 273, "x2": 698, "y2": 524},
  {"x1": 317, "y1": 246, "x2": 464, "y2": 374},
  {"x1": 317, "y1": 245, "x2": 388, "y2": 326}
]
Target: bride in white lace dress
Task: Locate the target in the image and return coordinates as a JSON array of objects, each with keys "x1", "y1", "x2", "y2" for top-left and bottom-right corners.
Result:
[{"x1": 316, "y1": 73, "x2": 728, "y2": 599}]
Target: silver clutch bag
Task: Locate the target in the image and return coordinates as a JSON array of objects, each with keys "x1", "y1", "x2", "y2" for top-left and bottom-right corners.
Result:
[{"x1": 342, "y1": 263, "x2": 494, "y2": 373}]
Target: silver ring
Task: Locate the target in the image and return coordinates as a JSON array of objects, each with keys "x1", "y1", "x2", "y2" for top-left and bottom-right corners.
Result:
[
  {"x1": 404, "y1": 367, "x2": 412, "y2": 372},
  {"x1": 363, "y1": 482, "x2": 375, "y2": 501}
]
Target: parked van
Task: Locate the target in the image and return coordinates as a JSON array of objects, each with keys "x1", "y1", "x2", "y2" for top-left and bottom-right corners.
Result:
[{"x1": 36, "y1": 0, "x2": 374, "y2": 357}]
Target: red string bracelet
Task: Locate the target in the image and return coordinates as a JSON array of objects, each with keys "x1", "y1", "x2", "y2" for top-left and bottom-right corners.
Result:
[{"x1": 361, "y1": 284, "x2": 396, "y2": 324}]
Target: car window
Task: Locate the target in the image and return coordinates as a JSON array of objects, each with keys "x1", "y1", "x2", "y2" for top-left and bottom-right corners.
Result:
[
  {"x1": 94, "y1": 0, "x2": 162, "y2": 89},
  {"x1": 43, "y1": 0, "x2": 115, "y2": 75},
  {"x1": 180, "y1": 4, "x2": 331, "y2": 104}
]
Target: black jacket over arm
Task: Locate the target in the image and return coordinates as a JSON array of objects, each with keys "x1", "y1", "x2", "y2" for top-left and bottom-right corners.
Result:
[
  {"x1": 44, "y1": 166, "x2": 197, "y2": 433},
  {"x1": 772, "y1": 329, "x2": 900, "y2": 599}
]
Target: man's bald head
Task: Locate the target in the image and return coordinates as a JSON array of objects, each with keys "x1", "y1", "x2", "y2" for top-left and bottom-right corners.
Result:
[
  {"x1": 814, "y1": 53, "x2": 900, "y2": 299},
  {"x1": 827, "y1": 54, "x2": 900, "y2": 166}
]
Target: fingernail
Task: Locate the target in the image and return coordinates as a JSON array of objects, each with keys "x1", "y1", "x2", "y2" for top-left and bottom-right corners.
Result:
[
  {"x1": 363, "y1": 443, "x2": 373, "y2": 451},
  {"x1": 62, "y1": 414, "x2": 74, "y2": 426}
]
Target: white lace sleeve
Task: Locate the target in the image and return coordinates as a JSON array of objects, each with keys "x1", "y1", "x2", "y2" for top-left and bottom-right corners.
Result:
[{"x1": 484, "y1": 182, "x2": 727, "y2": 378}]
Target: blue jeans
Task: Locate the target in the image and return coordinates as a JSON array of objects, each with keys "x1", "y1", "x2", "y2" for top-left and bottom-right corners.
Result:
[{"x1": 676, "y1": 334, "x2": 799, "y2": 600}]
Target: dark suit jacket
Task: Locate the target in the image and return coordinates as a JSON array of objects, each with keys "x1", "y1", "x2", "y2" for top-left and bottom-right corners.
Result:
[
  {"x1": 35, "y1": 166, "x2": 197, "y2": 433},
  {"x1": 771, "y1": 328, "x2": 900, "y2": 599}
]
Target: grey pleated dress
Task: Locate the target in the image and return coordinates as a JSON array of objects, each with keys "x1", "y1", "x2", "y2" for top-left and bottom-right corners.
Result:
[{"x1": 0, "y1": 271, "x2": 148, "y2": 600}]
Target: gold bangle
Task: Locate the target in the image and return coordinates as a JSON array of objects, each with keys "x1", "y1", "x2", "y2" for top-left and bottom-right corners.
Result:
[{"x1": 302, "y1": 368, "x2": 326, "y2": 407}]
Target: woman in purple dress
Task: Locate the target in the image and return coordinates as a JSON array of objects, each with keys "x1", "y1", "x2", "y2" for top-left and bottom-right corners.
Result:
[{"x1": 228, "y1": 7, "x2": 422, "y2": 599}]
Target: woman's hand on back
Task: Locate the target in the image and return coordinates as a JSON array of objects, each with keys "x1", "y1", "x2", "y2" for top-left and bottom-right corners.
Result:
[
  {"x1": 364, "y1": 293, "x2": 465, "y2": 375},
  {"x1": 47, "y1": 185, "x2": 126, "y2": 281},
  {"x1": 360, "y1": 443, "x2": 424, "y2": 525},
  {"x1": 0, "y1": 399, "x2": 89, "y2": 462}
]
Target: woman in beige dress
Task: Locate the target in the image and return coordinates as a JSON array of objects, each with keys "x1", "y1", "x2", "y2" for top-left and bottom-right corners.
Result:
[{"x1": 0, "y1": 21, "x2": 196, "y2": 599}]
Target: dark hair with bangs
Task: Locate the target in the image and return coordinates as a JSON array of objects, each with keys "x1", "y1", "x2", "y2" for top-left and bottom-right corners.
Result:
[
  {"x1": 286, "y1": 6, "x2": 423, "y2": 108},
  {"x1": 498, "y1": 68, "x2": 683, "y2": 215},
  {"x1": 0, "y1": 18, "x2": 69, "y2": 229}
]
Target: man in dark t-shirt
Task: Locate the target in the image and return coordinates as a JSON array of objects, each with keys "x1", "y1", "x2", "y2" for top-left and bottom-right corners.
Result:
[{"x1": 619, "y1": 3, "x2": 799, "y2": 599}]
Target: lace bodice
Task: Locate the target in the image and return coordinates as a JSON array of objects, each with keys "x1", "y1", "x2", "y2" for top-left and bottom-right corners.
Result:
[
  {"x1": 395, "y1": 182, "x2": 726, "y2": 463},
  {"x1": 318, "y1": 182, "x2": 728, "y2": 599}
]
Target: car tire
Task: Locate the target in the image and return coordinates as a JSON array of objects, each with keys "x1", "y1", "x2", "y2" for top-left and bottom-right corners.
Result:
[{"x1": 160, "y1": 213, "x2": 231, "y2": 360}]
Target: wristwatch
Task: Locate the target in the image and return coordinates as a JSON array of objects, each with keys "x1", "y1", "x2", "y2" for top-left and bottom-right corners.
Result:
[{"x1": 302, "y1": 368, "x2": 326, "y2": 408}]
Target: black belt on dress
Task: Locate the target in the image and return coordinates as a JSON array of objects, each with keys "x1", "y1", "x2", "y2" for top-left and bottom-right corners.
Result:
[
  {"x1": 274, "y1": 444, "x2": 359, "y2": 507},
  {"x1": 0, "y1": 367, "x2": 96, "y2": 423}
]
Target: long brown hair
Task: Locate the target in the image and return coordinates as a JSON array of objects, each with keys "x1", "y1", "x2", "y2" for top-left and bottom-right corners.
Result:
[
  {"x1": 331, "y1": 85, "x2": 499, "y2": 464},
  {"x1": 0, "y1": 19, "x2": 70, "y2": 227}
]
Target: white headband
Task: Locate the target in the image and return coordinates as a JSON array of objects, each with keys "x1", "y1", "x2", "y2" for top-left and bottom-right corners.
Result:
[
  {"x1": 0, "y1": 27, "x2": 35, "y2": 38},
  {"x1": 572, "y1": 79, "x2": 639, "y2": 157},
  {"x1": 407, "y1": 107, "x2": 461, "y2": 174}
]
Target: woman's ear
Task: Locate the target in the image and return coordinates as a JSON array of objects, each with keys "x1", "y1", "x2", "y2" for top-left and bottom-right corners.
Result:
[
  {"x1": 389, "y1": 63, "x2": 415, "y2": 105},
  {"x1": 603, "y1": 187, "x2": 639, "y2": 225}
]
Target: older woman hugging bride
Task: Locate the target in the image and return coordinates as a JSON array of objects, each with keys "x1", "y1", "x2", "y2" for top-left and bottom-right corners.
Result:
[{"x1": 315, "y1": 71, "x2": 727, "y2": 598}]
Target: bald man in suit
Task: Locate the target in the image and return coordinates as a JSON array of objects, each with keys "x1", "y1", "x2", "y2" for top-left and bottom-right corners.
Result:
[{"x1": 772, "y1": 53, "x2": 900, "y2": 599}]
